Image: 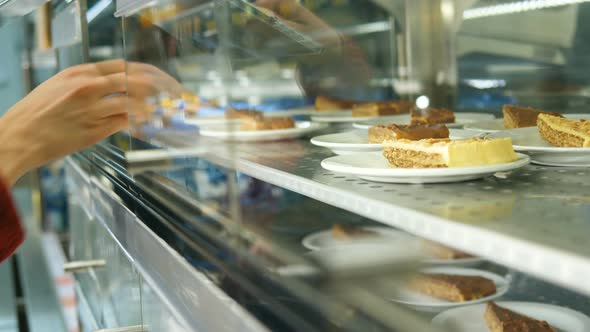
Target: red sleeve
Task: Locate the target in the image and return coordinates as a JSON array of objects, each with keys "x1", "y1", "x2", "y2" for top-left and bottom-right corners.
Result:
[{"x1": 0, "y1": 177, "x2": 24, "y2": 263}]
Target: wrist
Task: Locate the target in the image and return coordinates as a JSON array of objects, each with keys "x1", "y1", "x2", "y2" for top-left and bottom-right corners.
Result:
[{"x1": 0, "y1": 115, "x2": 40, "y2": 186}]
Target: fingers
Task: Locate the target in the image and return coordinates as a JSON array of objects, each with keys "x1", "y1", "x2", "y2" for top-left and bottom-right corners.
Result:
[
  {"x1": 126, "y1": 62, "x2": 184, "y2": 97},
  {"x1": 91, "y1": 95, "x2": 152, "y2": 118},
  {"x1": 92, "y1": 59, "x2": 126, "y2": 76},
  {"x1": 95, "y1": 72, "x2": 127, "y2": 97},
  {"x1": 126, "y1": 74, "x2": 183, "y2": 99},
  {"x1": 60, "y1": 60, "x2": 126, "y2": 80},
  {"x1": 85, "y1": 113, "x2": 129, "y2": 146},
  {"x1": 64, "y1": 61, "x2": 184, "y2": 100}
]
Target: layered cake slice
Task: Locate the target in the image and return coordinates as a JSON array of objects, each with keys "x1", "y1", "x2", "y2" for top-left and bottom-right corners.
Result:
[
  {"x1": 408, "y1": 273, "x2": 496, "y2": 302},
  {"x1": 181, "y1": 92, "x2": 200, "y2": 115},
  {"x1": 240, "y1": 117, "x2": 295, "y2": 131},
  {"x1": 352, "y1": 100, "x2": 411, "y2": 117},
  {"x1": 422, "y1": 240, "x2": 473, "y2": 260},
  {"x1": 503, "y1": 104, "x2": 562, "y2": 129},
  {"x1": 485, "y1": 301, "x2": 556, "y2": 332},
  {"x1": 383, "y1": 138, "x2": 517, "y2": 168},
  {"x1": 226, "y1": 108, "x2": 263, "y2": 120},
  {"x1": 538, "y1": 114, "x2": 590, "y2": 147},
  {"x1": 368, "y1": 124, "x2": 449, "y2": 143},
  {"x1": 410, "y1": 108, "x2": 455, "y2": 125},
  {"x1": 315, "y1": 95, "x2": 357, "y2": 111}
]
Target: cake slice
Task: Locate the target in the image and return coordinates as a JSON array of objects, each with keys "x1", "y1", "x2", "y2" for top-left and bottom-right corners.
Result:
[
  {"x1": 315, "y1": 95, "x2": 357, "y2": 112},
  {"x1": 408, "y1": 273, "x2": 496, "y2": 302},
  {"x1": 226, "y1": 108, "x2": 263, "y2": 120},
  {"x1": 382, "y1": 138, "x2": 517, "y2": 168},
  {"x1": 331, "y1": 224, "x2": 377, "y2": 239},
  {"x1": 485, "y1": 301, "x2": 556, "y2": 332},
  {"x1": 181, "y1": 92, "x2": 200, "y2": 115},
  {"x1": 411, "y1": 108, "x2": 455, "y2": 125},
  {"x1": 422, "y1": 240, "x2": 473, "y2": 260},
  {"x1": 503, "y1": 104, "x2": 562, "y2": 129},
  {"x1": 368, "y1": 124, "x2": 449, "y2": 143},
  {"x1": 352, "y1": 100, "x2": 411, "y2": 117},
  {"x1": 538, "y1": 114, "x2": 590, "y2": 147},
  {"x1": 240, "y1": 116, "x2": 295, "y2": 131}
]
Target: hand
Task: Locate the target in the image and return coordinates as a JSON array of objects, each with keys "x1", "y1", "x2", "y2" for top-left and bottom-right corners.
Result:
[
  {"x1": 253, "y1": 0, "x2": 342, "y2": 51},
  {"x1": 0, "y1": 60, "x2": 182, "y2": 186},
  {"x1": 127, "y1": 61, "x2": 185, "y2": 98}
]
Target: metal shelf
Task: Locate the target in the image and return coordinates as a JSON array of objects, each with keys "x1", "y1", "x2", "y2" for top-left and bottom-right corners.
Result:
[
  {"x1": 65, "y1": 157, "x2": 270, "y2": 332},
  {"x1": 159, "y1": 132, "x2": 590, "y2": 297}
]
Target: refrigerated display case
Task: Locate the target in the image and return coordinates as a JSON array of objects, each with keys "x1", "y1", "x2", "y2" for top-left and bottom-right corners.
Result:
[{"x1": 25, "y1": 0, "x2": 590, "y2": 331}]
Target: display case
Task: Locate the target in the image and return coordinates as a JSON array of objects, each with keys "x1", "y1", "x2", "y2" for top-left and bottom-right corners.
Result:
[{"x1": 31, "y1": 0, "x2": 590, "y2": 331}]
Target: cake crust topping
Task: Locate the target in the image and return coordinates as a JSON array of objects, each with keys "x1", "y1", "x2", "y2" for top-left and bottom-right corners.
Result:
[
  {"x1": 484, "y1": 301, "x2": 556, "y2": 332},
  {"x1": 409, "y1": 273, "x2": 496, "y2": 302},
  {"x1": 368, "y1": 124, "x2": 449, "y2": 143}
]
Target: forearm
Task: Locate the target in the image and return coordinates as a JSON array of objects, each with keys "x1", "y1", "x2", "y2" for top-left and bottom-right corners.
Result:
[{"x1": 0, "y1": 173, "x2": 24, "y2": 263}]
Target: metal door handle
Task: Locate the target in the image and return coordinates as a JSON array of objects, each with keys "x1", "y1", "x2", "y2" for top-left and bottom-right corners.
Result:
[
  {"x1": 64, "y1": 259, "x2": 106, "y2": 273},
  {"x1": 93, "y1": 326, "x2": 146, "y2": 332}
]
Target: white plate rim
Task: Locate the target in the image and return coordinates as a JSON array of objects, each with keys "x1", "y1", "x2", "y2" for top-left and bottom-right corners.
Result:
[
  {"x1": 488, "y1": 127, "x2": 590, "y2": 153},
  {"x1": 422, "y1": 256, "x2": 485, "y2": 266},
  {"x1": 185, "y1": 108, "x2": 318, "y2": 125},
  {"x1": 310, "y1": 131, "x2": 380, "y2": 149},
  {"x1": 185, "y1": 117, "x2": 240, "y2": 126},
  {"x1": 321, "y1": 152, "x2": 530, "y2": 177},
  {"x1": 464, "y1": 113, "x2": 590, "y2": 134},
  {"x1": 310, "y1": 129, "x2": 479, "y2": 150},
  {"x1": 432, "y1": 301, "x2": 590, "y2": 331},
  {"x1": 463, "y1": 119, "x2": 505, "y2": 133},
  {"x1": 301, "y1": 228, "x2": 485, "y2": 266},
  {"x1": 391, "y1": 267, "x2": 509, "y2": 307},
  {"x1": 312, "y1": 113, "x2": 407, "y2": 123},
  {"x1": 301, "y1": 226, "x2": 407, "y2": 251},
  {"x1": 352, "y1": 113, "x2": 496, "y2": 130},
  {"x1": 199, "y1": 121, "x2": 326, "y2": 138}
]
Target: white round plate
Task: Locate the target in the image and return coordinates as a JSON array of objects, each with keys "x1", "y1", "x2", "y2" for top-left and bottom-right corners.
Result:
[
  {"x1": 311, "y1": 112, "x2": 412, "y2": 124},
  {"x1": 185, "y1": 108, "x2": 316, "y2": 126},
  {"x1": 320, "y1": 152, "x2": 530, "y2": 184},
  {"x1": 432, "y1": 302, "x2": 590, "y2": 331},
  {"x1": 310, "y1": 129, "x2": 479, "y2": 155},
  {"x1": 391, "y1": 267, "x2": 509, "y2": 313},
  {"x1": 302, "y1": 226, "x2": 410, "y2": 250},
  {"x1": 488, "y1": 127, "x2": 590, "y2": 166},
  {"x1": 302, "y1": 228, "x2": 484, "y2": 266},
  {"x1": 310, "y1": 110, "x2": 354, "y2": 123},
  {"x1": 304, "y1": 242, "x2": 425, "y2": 273},
  {"x1": 310, "y1": 130, "x2": 381, "y2": 155},
  {"x1": 463, "y1": 119, "x2": 505, "y2": 133},
  {"x1": 268, "y1": 107, "x2": 317, "y2": 117},
  {"x1": 464, "y1": 114, "x2": 590, "y2": 133},
  {"x1": 353, "y1": 113, "x2": 495, "y2": 130},
  {"x1": 185, "y1": 116, "x2": 240, "y2": 126},
  {"x1": 199, "y1": 121, "x2": 328, "y2": 141}
]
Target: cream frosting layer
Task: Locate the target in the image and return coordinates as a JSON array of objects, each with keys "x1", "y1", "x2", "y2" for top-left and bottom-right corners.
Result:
[{"x1": 383, "y1": 138, "x2": 517, "y2": 167}]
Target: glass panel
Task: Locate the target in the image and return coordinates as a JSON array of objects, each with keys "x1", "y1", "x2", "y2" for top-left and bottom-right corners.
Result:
[{"x1": 49, "y1": 0, "x2": 590, "y2": 331}]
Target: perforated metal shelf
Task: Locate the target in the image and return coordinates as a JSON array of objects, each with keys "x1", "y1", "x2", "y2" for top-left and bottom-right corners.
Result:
[{"x1": 160, "y1": 132, "x2": 590, "y2": 297}]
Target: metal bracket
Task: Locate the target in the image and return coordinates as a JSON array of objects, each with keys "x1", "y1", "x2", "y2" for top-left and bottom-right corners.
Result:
[
  {"x1": 94, "y1": 325, "x2": 147, "y2": 332},
  {"x1": 63, "y1": 259, "x2": 106, "y2": 273}
]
